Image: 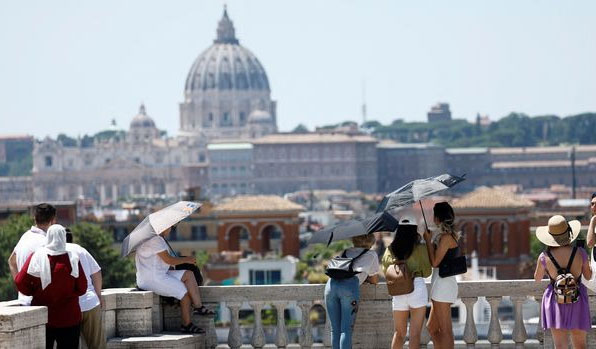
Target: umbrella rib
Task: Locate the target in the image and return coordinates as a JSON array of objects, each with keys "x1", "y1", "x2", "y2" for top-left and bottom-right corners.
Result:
[{"x1": 326, "y1": 231, "x2": 334, "y2": 246}]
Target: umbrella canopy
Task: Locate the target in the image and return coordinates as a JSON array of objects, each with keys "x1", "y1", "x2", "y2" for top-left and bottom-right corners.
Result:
[
  {"x1": 308, "y1": 211, "x2": 398, "y2": 245},
  {"x1": 121, "y1": 201, "x2": 201, "y2": 257},
  {"x1": 376, "y1": 173, "x2": 465, "y2": 213}
]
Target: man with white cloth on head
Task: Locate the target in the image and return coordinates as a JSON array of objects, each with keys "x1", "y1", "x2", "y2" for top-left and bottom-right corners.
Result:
[
  {"x1": 66, "y1": 230, "x2": 107, "y2": 349},
  {"x1": 15, "y1": 224, "x2": 87, "y2": 349},
  {"x1": 8, "y1": 203, "x2": 57, "y2": 305}
]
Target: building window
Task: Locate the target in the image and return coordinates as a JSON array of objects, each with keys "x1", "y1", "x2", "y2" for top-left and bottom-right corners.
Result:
[
  {"x1": 191, "y1": 225, "x2": 208, "y2": 240},
  {"x1": 198, "y1": 153, "x2": 206, "y2": 162},
  {"x1": 240, "y1": 112, "x2": 246, "y2": 124},
  {"x1": 249, "y1": 270, "x2": 282, "y2": 285},
  {"x1": 45, "y1": 156, "x2": 53, "y2": 167}
]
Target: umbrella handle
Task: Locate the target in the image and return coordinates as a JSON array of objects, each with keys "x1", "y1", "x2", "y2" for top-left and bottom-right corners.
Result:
[{"x1": 419, "y1": 201, "x2": 429, "y2": 231}]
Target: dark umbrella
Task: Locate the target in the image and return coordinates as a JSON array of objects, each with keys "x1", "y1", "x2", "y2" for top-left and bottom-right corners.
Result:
[
  {"x1": 308, "y1": 211, "x2": 398, "y2": 245},
  {"x1": 376, "y1": 174, "x2": 465, "y2": 213},
  {"x1": 121, "y1": 201, "x2": 201, "y2": 257}
]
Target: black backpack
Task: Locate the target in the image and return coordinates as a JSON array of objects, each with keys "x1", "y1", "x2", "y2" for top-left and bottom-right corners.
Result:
[{"x1": 325, "y1": 249, "x2": 369, "y2": 280}]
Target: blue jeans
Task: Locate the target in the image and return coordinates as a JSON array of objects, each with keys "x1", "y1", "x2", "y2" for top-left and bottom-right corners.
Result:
[{"x1": 324, "y1": 276, "x2": 360, "y2": 349}]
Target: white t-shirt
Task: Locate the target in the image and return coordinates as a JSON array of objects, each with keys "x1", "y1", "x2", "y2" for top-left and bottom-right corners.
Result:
[
  {"x1": 344, "y1": 247, "x2": 379, "y2": 285},
  {"x1": 135, "y1": 236, "x2": 170, "y2": 284},
  {"x1": 13, "y1": 226, "x2": 47, "y2": 305},
  {"x1": 67, "y1": 243, "x2": 101, "y2": 312}
]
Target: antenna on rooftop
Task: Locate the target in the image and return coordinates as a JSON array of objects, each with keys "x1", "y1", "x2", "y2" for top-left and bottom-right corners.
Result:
[{"x1": 361, "y1": 79, "x2": 367, "y2": 125}]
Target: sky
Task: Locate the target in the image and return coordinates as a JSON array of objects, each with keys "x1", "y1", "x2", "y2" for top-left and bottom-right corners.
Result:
[{"x1": 1, "y1": 1, "x2": 595, "y2": 139}]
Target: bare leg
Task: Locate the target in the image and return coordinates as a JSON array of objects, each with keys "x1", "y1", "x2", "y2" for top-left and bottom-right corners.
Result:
[
  {"x1": 433, "y1": 301, "x2": 454, "y2": 349},
  {"x1": 181, "y1": 271, "x2": 202, "y2": 307},
  {"x1": 180, "y1": 293, "x2": 191, "y2": 326},
  {"x1": 391, "y1": 311, "x2": 409, "y2": 349},
  {"x1": 408, "y1": 307, "x2": 426, "y2": 349},
  {"x1": 551, "y1": 329, "x2": 569, "y2": 349},
  {"x1": 570, "y1": 329, "x2": 586, "y2": 349},
  {"x1": 426, "y1": 301, "x2": 441, "y2": 347}
]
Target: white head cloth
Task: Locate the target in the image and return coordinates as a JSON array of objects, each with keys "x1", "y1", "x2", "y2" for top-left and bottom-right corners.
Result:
[{"x1": 27, "y1": 224, "x2": 79, "y2": 289}]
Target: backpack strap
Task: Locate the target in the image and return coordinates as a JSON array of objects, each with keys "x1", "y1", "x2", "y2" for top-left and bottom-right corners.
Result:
[
  {"x1": 566, "y1": 246, "x2": 578, "y2": 271},
  {"x1": 545, "y1": 249, "x2": 564, "y2": 273},
  {"x1": 348, "y1": 248, "x2": 370, "y2": 273}
]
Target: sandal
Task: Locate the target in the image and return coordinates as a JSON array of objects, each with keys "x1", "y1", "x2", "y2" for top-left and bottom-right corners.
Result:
[
  {"x1": 193, "y1": 306, "x2": 215, "y2": 316},
  {"x1": 180, "y1": 323, "x2": 205, "y2": 334}
]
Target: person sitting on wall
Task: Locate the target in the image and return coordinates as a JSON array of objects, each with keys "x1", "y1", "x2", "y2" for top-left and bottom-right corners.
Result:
[{"x1": 135, "y1": 224, "x2": 214, "y2": 334}]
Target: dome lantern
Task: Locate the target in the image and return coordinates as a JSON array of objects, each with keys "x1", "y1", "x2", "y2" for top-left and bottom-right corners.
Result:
[{"x1": 215, "y1": 6, "x2": 239, "y2": 45}]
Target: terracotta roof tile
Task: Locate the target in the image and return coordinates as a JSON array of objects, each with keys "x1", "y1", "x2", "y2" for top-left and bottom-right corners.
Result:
[
  {"x1": 453, "y1": 187, "x2": 535, "y2": 209},
  {"x1": 213, "y1": 195, "x2": 304, "y2": 213}
]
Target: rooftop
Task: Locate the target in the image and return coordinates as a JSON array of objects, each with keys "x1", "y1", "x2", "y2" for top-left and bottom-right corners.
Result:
[
  {"x1": 253, "y1": 133, "x2": 377, "y2": 144},
  {"x1": 213, "y1": 195, "x2": 304, "y2": 213},
  {"x1": 207, "y1": 143, "x2": 253, "y2": 150},
  {"x1": 453, "y1": 187, "x2": 535, "y2": 209},
  {"x1": 491, "y1": 159, "x2": 590, "y2": 169},
  {"x1": 445, "y1": 147, "x2": 488, "y2": 155}
]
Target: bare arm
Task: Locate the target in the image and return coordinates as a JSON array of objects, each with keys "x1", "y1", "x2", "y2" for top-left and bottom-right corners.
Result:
[
  {"x1": 423, "y1": 232, "x2": 451, "y2": 268},
  {"x1": 8, "y1": 252, "x2": 17, "y2": 280},
  {"x1": 587, "y1": 216, "x2": 596, "y2": 248},
  {"x1": 157, "y1": 251, "x2": 195, "y2": 266},
  {"x1": 534, "y1": 257, "x2": 545, "y2": 282},
  {"x1": 366, "y1": 274, "x2": 379, "y2": 284},
  {"x1": 91, "y1": 271, "x2": 103, "y2": 306},
  {"x1": 582, "y1": 249, "x2": 592, "y2": 280}
]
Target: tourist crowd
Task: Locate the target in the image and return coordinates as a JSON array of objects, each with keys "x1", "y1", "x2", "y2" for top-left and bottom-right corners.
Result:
[{"x1": 7, "y1": 195, "x2": 596, "y2": 349}]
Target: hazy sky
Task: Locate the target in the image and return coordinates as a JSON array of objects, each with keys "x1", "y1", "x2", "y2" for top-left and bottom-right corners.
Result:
[{"x1": 1, "y1": 1, "x2": 595, "y2": 139}]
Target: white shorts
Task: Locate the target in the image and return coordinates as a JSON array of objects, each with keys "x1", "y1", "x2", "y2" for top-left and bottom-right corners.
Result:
[
  {"x1": 138, "y1": 269, "x2": 188, "y2": 300},
  {"x1": 391, "y1": 277, "x2": 428, "y2": 311}
]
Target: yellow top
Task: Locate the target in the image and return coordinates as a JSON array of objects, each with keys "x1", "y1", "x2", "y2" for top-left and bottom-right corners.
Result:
[{"x1": 381, "y1": 244, "x2": 432, "y2": 278}]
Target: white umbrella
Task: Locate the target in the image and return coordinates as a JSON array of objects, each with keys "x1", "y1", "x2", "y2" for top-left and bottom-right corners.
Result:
[{"x1": 120, "y1": 201, "x2": 201, "y2": 256}]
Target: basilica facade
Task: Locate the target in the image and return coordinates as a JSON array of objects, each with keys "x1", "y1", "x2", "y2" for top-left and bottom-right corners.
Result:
[{"x1": 32, "y1": 8, "x2": 276, "y2": 203}]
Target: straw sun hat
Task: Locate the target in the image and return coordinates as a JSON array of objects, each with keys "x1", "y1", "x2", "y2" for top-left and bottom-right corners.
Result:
[{"x1": 536, "y1": 215, "x2": 581, "y2": 247}]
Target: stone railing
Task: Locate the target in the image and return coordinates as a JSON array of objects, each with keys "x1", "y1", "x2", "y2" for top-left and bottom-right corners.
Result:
[
  {"x1": 197, "y1": 280, "x2": 596, "y2": 348},
  {"x1": 2, "y1": 280, "x2": 595, "y2": 348}
]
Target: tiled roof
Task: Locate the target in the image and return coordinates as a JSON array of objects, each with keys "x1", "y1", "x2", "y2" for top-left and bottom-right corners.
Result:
[
  {"x1": 213, "y1": 195, "x2": 304, "y2": 213},
  {"x1": 453, "y1": 187, "x2": 535, "y2": 209},
  {"x1": 252, "y1": 133, "x2": 377, "y2": 144}
]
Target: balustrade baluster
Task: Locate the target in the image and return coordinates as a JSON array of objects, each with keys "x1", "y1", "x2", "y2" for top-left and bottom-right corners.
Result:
[
  {"x1": 249, "y1": 301, "x2": 266, "y2": 348},
  {"x1": 298, "y1": 301, "x2": 314, "y2": 349},
  {"x1": 226, "y1": 302, "x2": 243, "y2": 349},
  {"x1": 486, "y1": 296, "x2": 503, "y2": 347},
  {"x1": 462, "y1": 297, "x2": 478, "y2": 348},
  {"x1": 511, "y1": 296, "x2": 528, "y2": 348},
  {"x1": 202, "y1": 303, "x2": 218, "y2": 349},
  {"x1": 321, "y1": 302, "x2": 331, "y2": 348},
  {"x1": 272, "y1": 301, "x2": 289, "y2": 348}
]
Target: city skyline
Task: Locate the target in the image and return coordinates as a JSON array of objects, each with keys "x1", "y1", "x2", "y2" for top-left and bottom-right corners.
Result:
[{"x1": 1, "y1": 0, "x2": 595, "y2": 139}]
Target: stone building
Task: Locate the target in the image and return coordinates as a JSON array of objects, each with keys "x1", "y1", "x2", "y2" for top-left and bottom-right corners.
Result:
[
  {"x1": 212, "y1": 195, "x2": 303, "y2": 257},
  {"x1": 427, "y1": 102, "x2": 452, "y2": 122},
  {"x1": 206, "y1": 142, "x2": 254, "y2": 197},
  {"x1": 453, "y1": 187, "x2": 534, "y2": 279},
  {"x1": 179, "y1": 7, "x2": 277, "y2": 141},
  {"x1": 252, "y1": 133, "x2": 378, "y2": 194},
  {"x1": 32, "y1": 105, "x2": 208, "y2": 204},
  {"x1": 377, "y1": 142, "x2": 446, "y2": 193}
]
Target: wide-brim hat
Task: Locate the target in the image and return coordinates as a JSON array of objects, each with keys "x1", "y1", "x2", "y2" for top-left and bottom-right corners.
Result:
[{"x1": 536, "y1": 215, "x2": 581, "y2": 247}]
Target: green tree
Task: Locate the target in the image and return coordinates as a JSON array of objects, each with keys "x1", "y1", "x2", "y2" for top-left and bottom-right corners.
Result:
[
  {"x1": 0, "y1": 214, "x2": 34, "y2": 301},
  {"x1": 69, "y1": 222, "x2": 136, "y2": 288},
  {"x1": 292, "y1": 124, "x2": 309, "y2": 134}
]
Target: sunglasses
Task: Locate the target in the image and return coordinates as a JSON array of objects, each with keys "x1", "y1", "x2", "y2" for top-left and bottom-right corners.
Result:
[{"x1": 591, "y1": 202, "x2": 596, "y2": 207}]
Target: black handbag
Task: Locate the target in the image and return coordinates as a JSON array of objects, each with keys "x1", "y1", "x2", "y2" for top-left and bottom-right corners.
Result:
[
  {"x1": 162, "y1": 237, "x2": 204, "y2": 286},
  {"x1": 438, "y1": 234, "x2": 467, "y2": 278},
  {"x1": 438, "y1": 255, "x2": 467, "y2": 278}
]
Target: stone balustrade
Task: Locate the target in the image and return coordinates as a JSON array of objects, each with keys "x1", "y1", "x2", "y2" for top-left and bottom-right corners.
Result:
[
  {"x1": 2, "y1": 280, "x2": 596, "y2": 348},
  {"x1": 197, "y1": 280, "x2": 595, "y2": 348}
]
